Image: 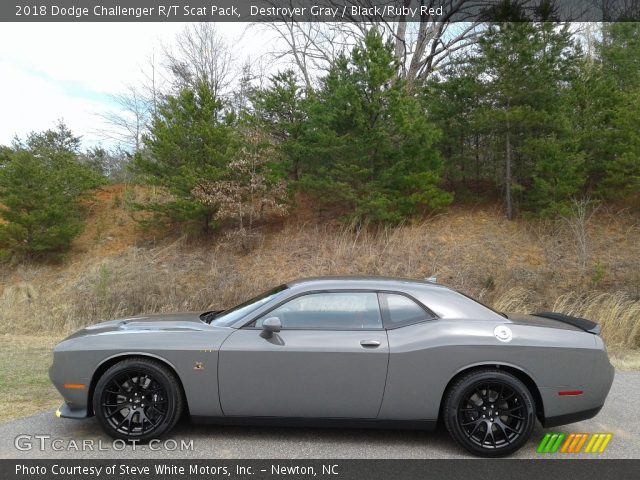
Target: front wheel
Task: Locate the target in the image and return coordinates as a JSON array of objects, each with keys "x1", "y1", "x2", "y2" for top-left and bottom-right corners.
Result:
[
  {"x1": 443, "y1": 369, "x2": 536, "y2": 457},
  {"x1": 93, "y1": 358, "x2": 183, "y2": 442}
]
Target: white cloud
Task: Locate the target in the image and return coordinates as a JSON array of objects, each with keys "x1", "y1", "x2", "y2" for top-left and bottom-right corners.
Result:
[
  {"x1": 0, "y1": 60, "x2": 111, "y2": 146},
  {"x1": 0, "y1": 22, "x2": 274, "y2": 148}
]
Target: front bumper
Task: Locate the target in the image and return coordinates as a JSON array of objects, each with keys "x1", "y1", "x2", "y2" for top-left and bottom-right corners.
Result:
[
  {"x1": 49, "y1": 353, "x2": 91, "y2": 419},
  {"x1": 55, "y1": 402, "x2": 89, "y2": 419}
]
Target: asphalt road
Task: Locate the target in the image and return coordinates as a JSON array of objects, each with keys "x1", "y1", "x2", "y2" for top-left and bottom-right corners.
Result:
[{"x1": 1, "y1": 372, "x2": 638, "y2": 459}]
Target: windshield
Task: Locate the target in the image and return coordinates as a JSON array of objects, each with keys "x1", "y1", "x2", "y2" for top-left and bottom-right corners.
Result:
[{"x1": 207, "y1": 285, "x2": 289, "y2": 327}]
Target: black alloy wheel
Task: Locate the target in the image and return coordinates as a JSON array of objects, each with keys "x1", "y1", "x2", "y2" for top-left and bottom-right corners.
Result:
[
  {"x1": 444, "y1": 369, "x2": 536, "y2": 457},
  {"x1": 93, "y1": 358, "x2": 183, "y2": 442}
]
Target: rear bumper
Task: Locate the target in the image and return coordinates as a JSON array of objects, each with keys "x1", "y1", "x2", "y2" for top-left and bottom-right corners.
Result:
[
  {"x1": 542, "y1": 405, "x2": 603, "y2": 428},
  {"x1": 539, "y1": 348, "x2": 614, "y2": 428}
]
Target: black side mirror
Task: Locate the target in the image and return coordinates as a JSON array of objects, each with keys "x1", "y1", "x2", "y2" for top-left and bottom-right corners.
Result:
[{"x1": 260, "y1": 317, "x2": 282, "y2": 339}]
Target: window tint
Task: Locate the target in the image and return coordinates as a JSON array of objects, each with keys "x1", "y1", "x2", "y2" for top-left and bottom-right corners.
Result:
[
  {"x1": 381, "y1": 293, "x2": 432, "y2": 327},
  {"x1": 210, "y1": 285, "x2": 288, "y2": 327},
  {"x1": 257, "y1": 292, "x2": 382, "y2": 330}
]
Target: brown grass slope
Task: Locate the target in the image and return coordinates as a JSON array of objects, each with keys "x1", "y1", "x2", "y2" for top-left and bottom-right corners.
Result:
[{"x1": 1, "y1": 185, "x2": 639, "y2": 353}]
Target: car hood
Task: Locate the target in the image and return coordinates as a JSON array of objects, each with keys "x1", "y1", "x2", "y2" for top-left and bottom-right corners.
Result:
[{"x1": 62, "y1": 312, "x2": 213, "y2": 341}]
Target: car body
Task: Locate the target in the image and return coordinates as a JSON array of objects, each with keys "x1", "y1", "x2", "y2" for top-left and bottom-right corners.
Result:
[{"x1": 50, "y1": 276, "x2": 614, "y2": 456}]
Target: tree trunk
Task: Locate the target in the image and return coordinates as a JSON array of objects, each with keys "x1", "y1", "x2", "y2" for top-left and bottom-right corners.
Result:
[
  {"x1": 505, "y1": 117, "x2": 513, "y2": 220},
  {"x1": 475, "y1": 133, "x2": 480, "y2": 198}
]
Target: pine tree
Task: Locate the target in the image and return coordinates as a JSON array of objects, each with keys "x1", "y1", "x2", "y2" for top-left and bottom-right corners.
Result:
[
  {"x1": 297, "y1": 30, "x2": 451, "y2": 224},
  {"x1": 578, "y1": 23, "x2": 640, "y2": 200},
  {"x1": 473, "y1": 10, "x2": 585, "y2": 217},
  {"x1": 131, "y1": 81, "x2": 238, "y2": 233},
  {"x1": 250, "y1": 70, "x2": 307, "y2": 181},
  {"x1": 0, "y1": 123, "x2": 105, "y2": 259}
]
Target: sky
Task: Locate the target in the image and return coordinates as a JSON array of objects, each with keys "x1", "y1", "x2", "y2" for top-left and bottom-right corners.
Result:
[{"x1": 0, "y1": 22, "x2": 274, "y2": 149}]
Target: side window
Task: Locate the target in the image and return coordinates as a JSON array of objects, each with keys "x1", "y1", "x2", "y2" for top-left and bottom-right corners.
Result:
[
  {"x1": 257, "y1": 292, "x2": 382, "y2": 330},
  {"x1": 380, "y1": 293, "x2": 433, "y2": 328}
]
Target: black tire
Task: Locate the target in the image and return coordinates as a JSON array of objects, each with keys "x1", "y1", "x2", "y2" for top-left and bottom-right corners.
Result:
[
  {"x1": 93, "y1": 358, "x2": 183, "y2": 442},
  {"x1": 443, "y1": 369, "x2": 536, "y2": 457}
]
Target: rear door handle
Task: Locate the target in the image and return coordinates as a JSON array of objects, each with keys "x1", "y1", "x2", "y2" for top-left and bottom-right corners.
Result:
[{"x1": 360, "y1": 340, "x2": 381, "y2": 348}]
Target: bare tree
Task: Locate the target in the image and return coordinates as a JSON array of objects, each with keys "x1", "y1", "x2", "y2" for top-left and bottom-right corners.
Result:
[
  {"x1": 163, "y1": 23, "x2": 234, "y2": 100},
  {"x1": 230, "y1": 57, "x2": 269, "y2": 115},
  {"x1": 561, "y1": 197, "x2": 600, "y2": 270},
  {"x1": 256, "y1": 1, "x2": 490, "y2": 87},
  {"x1": 97, "y1": 24, "x2": 235, "y2": 153},
  {"x1": 257, "y1": 19, "x2": 355, "y2": 89},
  {"x1": 97, "y1": 85, "x2": 151, "y2": 154}
]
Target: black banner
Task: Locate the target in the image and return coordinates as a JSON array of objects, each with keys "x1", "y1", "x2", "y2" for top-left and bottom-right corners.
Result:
[
  {"x1": 3, "y1": 459, "x2": 640, "y2": 480},
  {"x1": 3, "y1": 0, "x2": 640, "y2": 22}
]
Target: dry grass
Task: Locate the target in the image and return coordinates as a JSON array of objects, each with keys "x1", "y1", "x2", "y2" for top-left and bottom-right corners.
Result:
[
  {"x1": 0, "y1": 335, "x2": 63, "y2": 422},
  {"x1": 0, "y1": 191, "x2": 638, "y2": 425},
  {"x1": 0, "y1": 189, "x2": 639, "y2": 352},
  {"x1": 608, "y1": 350, "x2": 640, "y2": 371}
]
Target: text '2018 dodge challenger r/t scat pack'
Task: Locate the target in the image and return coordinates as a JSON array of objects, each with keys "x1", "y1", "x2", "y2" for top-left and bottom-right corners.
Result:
[{"x1": 50, "y1": 276, "x2": 614, "y2": 456}]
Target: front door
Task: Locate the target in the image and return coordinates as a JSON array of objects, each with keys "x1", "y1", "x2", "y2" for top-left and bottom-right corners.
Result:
[{"x1": 218, "y1": 291, "x2": 389, "y2": 418}]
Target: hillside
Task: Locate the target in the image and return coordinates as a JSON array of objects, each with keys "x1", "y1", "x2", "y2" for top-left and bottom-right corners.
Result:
[
  {"x1": 1, "y1": 184, "x2": 640, "y2": 421},
  {"x1": 1, "y1": 184, "x2": 639, "y2": 352}
]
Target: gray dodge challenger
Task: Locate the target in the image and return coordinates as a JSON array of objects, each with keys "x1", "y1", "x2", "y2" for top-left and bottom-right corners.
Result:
[{"x1": 50, "y1": 276, "x2": 614, "y2": 456}]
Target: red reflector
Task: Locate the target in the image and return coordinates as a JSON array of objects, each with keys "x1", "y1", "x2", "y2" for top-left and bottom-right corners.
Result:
[{"x1": 558, "y1": 390, "x2": 583, "y2": 396}]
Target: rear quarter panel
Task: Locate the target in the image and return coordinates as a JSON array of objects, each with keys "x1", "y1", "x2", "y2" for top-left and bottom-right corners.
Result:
[{"x1": 378, "y1": 318, "x2": 598, "y2": 420}]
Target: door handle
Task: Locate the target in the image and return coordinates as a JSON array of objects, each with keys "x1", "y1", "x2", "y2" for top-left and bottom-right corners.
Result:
[{"x1": 360, "y1": 340, "x2": 381, "y2": 348}]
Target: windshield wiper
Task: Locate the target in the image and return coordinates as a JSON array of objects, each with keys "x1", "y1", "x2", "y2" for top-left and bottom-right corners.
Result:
[{"x1": 200, "y1": 310, "x2": 225, "y2": 324}]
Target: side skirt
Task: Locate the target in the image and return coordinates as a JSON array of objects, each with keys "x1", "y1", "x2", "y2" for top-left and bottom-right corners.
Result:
[{"x1": 190, "y1": 416, "x2": 438, "y2": 431}]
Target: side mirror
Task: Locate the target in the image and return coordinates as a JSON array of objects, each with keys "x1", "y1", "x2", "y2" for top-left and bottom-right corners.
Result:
[{"x1": 260, "y1": 317, "x2": 282, "y2": 339}]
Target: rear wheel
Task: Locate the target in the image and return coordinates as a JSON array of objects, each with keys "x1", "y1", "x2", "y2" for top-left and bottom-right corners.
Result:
[
  {"x1": 93, "y1": 358, "x2": 183, "y2": 442},
  {"x1": 443, "y1": 369, "x2": 536, "y2": 457}
]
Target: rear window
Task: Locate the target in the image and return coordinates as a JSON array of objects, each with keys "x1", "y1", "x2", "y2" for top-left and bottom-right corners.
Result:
[{"x1": 379, "y1": 293, "x2": 434, "y2": 328}]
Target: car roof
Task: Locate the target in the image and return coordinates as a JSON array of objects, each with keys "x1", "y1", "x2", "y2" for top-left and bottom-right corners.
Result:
[{"x1": 285, "y1": 276, "x2": 450, "y2": 292}]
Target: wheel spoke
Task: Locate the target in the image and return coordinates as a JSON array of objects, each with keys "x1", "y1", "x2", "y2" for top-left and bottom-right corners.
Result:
[
  {"x1": 506, "y1": 413, "x2": 524, "y2": 420},
  {"x1": 115, "y1": 410, "x2": 133, "y2": 431},
  {"x1": 467, "y1": 420, "x2": 482, "y2": 438},
  {"x1": 496, "y1": 422, "x2": 511, "y2": 444},
  {"x1": 501, "y1": 391, "x2": 516, "y2": 401},
  {"x1": 105, "y1": 407, "x2": 127, "y2": 420},
  {"x1": 502, "y1": 422, "x2": 519, "y2": 434},
  {"x1": 482, "y1": 423, "x2": 492, "y2": 446},
  {"x1": 503, "y1": 405, "x2": 524, "y2": 413}
]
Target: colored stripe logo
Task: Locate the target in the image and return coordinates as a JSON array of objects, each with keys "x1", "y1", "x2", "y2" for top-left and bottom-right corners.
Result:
[{"x1": 537, "y1": 433, "x2": 612, "y2": 454}]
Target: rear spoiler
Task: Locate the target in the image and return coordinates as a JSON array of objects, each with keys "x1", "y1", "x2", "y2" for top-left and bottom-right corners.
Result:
[{"x1": 532, "y1": 312, "x2": 601, "y2": 335}]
